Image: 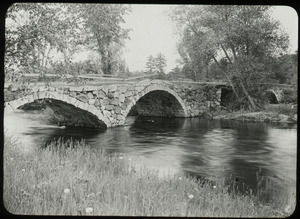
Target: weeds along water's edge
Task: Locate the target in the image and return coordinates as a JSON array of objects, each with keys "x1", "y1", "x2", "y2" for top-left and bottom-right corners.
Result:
[{"x1": 3, "y1": 135, "x2": 295, "y2": 216}]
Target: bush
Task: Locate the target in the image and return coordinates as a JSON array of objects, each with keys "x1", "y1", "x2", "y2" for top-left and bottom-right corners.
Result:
[{"x1": 281, "y1": 89, "x2": 297, "y2": 104}]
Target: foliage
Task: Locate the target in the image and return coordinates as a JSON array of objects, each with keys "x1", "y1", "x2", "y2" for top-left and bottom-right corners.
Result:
[
  {"x1": 5, "y1": 3, "x2": 131, "y2": 83},
  {"x1": 5, "y1": 3, "x2": 72, "y2": 81},
  {"x1": 145, "y1": 55, "x2": 156, "y2": 73},
  {"x1": 171, "y1": 5, "x2": 290, "y2": 109},
  {"x1": 71, "y1": 4, "x2": 131, "y2": 75},
  {"x1": 145, "y1": 53, "x2": 167, "y2": 74},
  {"x1": 264, "y1": 103, "x2": 297, "y2": 116},
  {"x1": 281, "y1": 88, "x2": 298, "y2": 104},
  {"x1": 268, "y1": 52, "x2": 298, "y2": 84},
  {"x1": 4, "y1": 136, "x2": 292, "y2": 216}
]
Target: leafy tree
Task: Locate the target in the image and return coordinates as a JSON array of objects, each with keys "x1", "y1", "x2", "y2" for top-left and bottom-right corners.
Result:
[
  {"x1": 155, "y1": 53, "x2": 167, "y2": 74},
  {"x1": 145, "y1": 55, "x2": 156, "y2": 73},
  {"x1": 5, "y1": 3, "x2": 131, "y2": 83},
  {"x1": 145, "y1": 53, "x2": 167, "y2": 74},
  {"x1": 5, "y1": 3, "x2": 73, "y2": 81},
  {"x1": 171, "y1": 5, "x2": 290, "y2": 109},
  {"x1": 71, "y1": 4, "x2": 131, "y2": 75}
]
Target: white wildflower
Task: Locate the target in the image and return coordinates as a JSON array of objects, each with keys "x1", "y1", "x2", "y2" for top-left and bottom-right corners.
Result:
[
  {"x1": 85, "y1": 207, "x2": 93, "y2": 214},
  {"x1": 64, "y1": 188, "x2": 70, "y2": 194}
]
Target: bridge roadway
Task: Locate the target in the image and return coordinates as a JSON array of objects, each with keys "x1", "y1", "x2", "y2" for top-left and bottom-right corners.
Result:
[{"x1": 4, "y1": 79, "x2": 230, "y2": 128}]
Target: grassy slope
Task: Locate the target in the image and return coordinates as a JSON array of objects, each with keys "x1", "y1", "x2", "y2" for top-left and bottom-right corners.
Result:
[
  {"x1": 213, "y1": 103, "x2": 297, "y2": 123},
  {"x1": 3, "y1": 136, "x2": 292, "y2": 217}
]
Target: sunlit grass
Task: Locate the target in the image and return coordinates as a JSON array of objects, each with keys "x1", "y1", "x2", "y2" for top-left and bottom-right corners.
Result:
[{"x1": 3, "y1": 136, "x2": 294, "y2": 216}]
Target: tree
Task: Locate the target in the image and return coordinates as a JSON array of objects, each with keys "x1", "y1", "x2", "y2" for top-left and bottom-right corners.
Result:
[
  {"x1": 145, "y1": 55, "x2": 156, "y2": 73},
  {"x1": 171, "y1": 5, "x2": 290, "y2": 109},
  {"x1": 5, "y1": 3, "x2": 131, "y2": 83},
  {"x1": 72, "y1": 4, "x2": 131, "y2": 75},
  {"x1": 155, "y1": 53, "x2": 167, "y2": 74},
  {"x1": 145, "y1": 53, "x2": 167, "y2": 74},
  {"x1": 5, "y1": 3, "x2": 74, "y2": 81}
]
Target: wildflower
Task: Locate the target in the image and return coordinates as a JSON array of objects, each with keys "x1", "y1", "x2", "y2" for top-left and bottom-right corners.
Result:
[
  {"x1": 119, "y1": 156, "x2": 123, "y2": 160},
  {"x1": 64, "y1": 188, "x2": 70, "y2": 194},
  {"x1": 188, "y1": 194, "x2": 194, "y2": 199},
  {"x1": 178, "y1": 177, "x2": 183, "y2": 180},
  {"x1": 85, "y1": 207, "x2": 93, "y2": 214},
  {"x1": 21, "y1": 169, "x2": 25, "y2": 172},
  {"x1": 213, "y1": 185, "x2": 217, "y2": 189},
  {"x1": 79, "y1": 171, "x2": 83, "y2": 175}
]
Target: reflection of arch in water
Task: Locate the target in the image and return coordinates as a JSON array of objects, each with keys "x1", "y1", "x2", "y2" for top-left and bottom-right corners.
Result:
[{"x1": 7, "y1": 95, "x2": 108, "y2": 129}]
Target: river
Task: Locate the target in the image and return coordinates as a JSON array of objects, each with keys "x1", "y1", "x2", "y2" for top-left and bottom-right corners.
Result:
[{"x1": 4, "y1": 109, "x2": 297, "y2": 205}]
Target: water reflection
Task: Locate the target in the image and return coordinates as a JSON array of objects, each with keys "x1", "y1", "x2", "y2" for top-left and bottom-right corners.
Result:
[{"x1": 4, "y1": 110, "x2": 297, "y2": 203}]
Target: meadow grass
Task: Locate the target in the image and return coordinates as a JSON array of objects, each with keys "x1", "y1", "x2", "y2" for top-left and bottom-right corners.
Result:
[
  {"x1": 3, "y1": 135, "x2": 294, "y2": 217},
  {"x1": 263, "y1": 103, "x2": 297, "y2": 116}
]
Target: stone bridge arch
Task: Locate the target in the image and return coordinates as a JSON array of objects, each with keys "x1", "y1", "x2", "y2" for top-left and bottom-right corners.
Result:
[
  {"x1": 4, "y1": 90, "x2": 110, "y2": 129},
  {"x1": 122, "y1": 83, "x2": 188, "y2": 123},
  {"x1": 266, "y1": 88, "x2": 282, "y2": 104}
]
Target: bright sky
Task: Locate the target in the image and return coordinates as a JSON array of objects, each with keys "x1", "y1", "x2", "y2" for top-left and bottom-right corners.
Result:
[{"x1": 122, "y1": 5, "x2": 298, "y2": 72}]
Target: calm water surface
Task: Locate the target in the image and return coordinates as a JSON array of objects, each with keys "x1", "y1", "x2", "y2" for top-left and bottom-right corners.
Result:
[{"x1": 4, "y1": 110, "x2": 297, "y2": 202}]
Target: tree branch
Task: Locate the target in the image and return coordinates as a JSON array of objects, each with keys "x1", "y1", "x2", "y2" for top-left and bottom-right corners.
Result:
[{"x1": 212, "y1": 55, "x2": 239, "y2": 99}]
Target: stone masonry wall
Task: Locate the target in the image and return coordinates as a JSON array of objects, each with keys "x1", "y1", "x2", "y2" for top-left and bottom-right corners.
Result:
[{"x1": 4, "y1": 80, "x2": 223, "y2": 128}]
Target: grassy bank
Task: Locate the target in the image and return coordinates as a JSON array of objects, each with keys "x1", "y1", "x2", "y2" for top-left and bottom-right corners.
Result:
[
  {"x1": 213, "y1": 103, "x2": 297, "y2": 123},
  {"x1": 3, "y1": 136, "x2": 293, "y2": 216}
]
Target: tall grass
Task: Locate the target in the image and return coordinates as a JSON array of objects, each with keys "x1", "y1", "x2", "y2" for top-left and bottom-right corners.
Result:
[
  {"x1": 3, "y1": 136, "x2": 294, "y2": 216},
  {"x1": 264, "y1": 103, "x2": 297, "y2": 116}
]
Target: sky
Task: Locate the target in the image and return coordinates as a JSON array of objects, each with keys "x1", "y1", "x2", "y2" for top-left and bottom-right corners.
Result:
[{"x1": 121, "y1": 5, "x2": 298, "y2": 73}]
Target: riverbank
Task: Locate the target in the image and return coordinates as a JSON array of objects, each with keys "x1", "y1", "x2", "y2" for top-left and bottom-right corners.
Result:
[
  {"x1": 213, "y1": 103, "x2": 297, "y2": 124},
  {"x1": 3, "y1": 135, "x2": 294, "y2": 217}
]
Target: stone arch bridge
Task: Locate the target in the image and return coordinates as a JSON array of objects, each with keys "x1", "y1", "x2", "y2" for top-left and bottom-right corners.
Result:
[{"x1": 4, "y1": 80, "x2": 229, "y2": 129}]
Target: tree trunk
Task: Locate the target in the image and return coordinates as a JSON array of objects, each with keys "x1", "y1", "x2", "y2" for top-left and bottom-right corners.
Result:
[
  {"x1": 238, "y1": 79, "x2": 256, "y2": 109},
  {"x1": 212, "y1": 55, "x2": 239, "y2": 99}
]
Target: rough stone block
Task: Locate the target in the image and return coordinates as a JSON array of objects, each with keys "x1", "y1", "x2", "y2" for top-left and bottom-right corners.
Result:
[
  {"x1": 88, "y1": 99, "x2": 95, "y2": 105},
  {"x1": 32, "y1": 92, "x2": 38, "y2": 100},
  {"x1": 124, "y1": 91, "x2": 132, "y2": 97},
  {"x1": 105, "y1": 105, "x2": 114, "y2": 111},
  {"x1": 110, "y1": 99, "x2": 119, "y2": 106},
  {"x1": 108, "y1": 85, "x2": 118, "y2": 92},
  {"x1": 100, "y1": 99, "x2": 110, "y2": 106},
  {"x1": 98, "y1": 90, "x2": 106, "y2": 98},
  {"x1": 101, "y1": 87, "x2": 108, "y2": 94},
  {"x1": 70, "y1": 91, "x2": 76, "y2": 97},
  {"x1": 113, "y1": 91, "x2": 120, "y2": 98},
  {"x1": 107, "y1": 92, "x2": 114, "y2": 99},
  {"x1": 119, "y1": 94, "x2": 125, "y2": 103},
  {"x1": 119, "y1": 86, "x2": 127, "y2": 93},
  {"x1": 117, "y1": 115, "x2": 124, "y2": 121},
  {"x1": 135, "y1": 86, "x2": 144, "y2": 92},
  {"x1": 94, "y1": 99, "x2": 100, "y2": 106},
  {"x1": 115, "y1": 106, "x2": 122, "y2": 114},
  {"x1": 87, "y1": 92, "x2": 94, "y2": 99},
  {"x1": 77, "y1": 101, "x2": 85, "y2": 109},
  {"x1": 76, "y1": 94, "x2": 89, "y2": 103}
]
